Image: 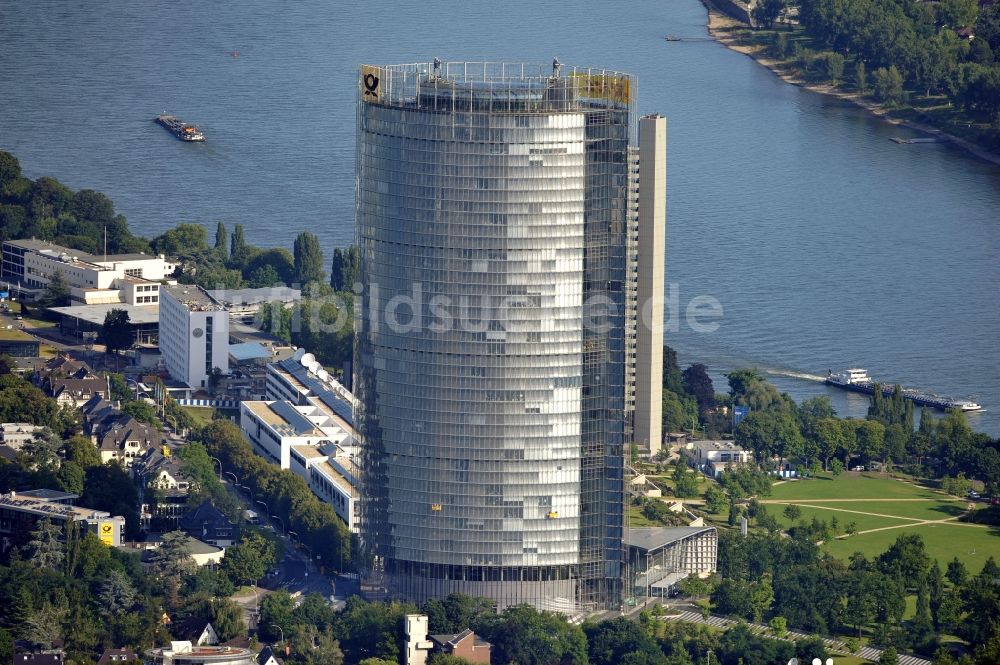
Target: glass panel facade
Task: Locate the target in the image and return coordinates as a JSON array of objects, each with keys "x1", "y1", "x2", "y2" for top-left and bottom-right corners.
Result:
[{"x1": 355, "y1": 62, "x2": 632, "y2": 611}]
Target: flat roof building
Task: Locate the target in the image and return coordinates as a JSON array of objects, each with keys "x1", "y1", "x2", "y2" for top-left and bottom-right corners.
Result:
[
  {"x1": 159, "y1": 285, "x2": 229, "y2": 389},
  {"x1": 1, "y1": 238, "x2": 176, "y2": 303},
  {"x1": 0, "y1": 490, "x2": 125, "y2": 553}
]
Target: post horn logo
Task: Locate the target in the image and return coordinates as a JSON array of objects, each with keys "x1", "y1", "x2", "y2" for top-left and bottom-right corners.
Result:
[{"x1": 364, "y1": 72, "x2": 380, "y2": 97}]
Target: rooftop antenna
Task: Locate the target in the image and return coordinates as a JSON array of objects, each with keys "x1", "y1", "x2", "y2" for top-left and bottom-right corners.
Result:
[
  {"x1": 552, "y1": 58, "x2": 562, "y2": 78},
  {"x1": 433, "y1": 57, "x2": 442, "y2": 78}
]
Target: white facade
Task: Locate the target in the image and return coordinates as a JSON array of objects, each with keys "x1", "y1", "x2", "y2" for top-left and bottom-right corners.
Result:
[
  {"x1": 159, "y1": 285, "x2": 229, "y2": 389},
  {"x1": 239, "y1": 395, "x2": 359, "y2": 531},
  {"x1": 1, "y1": 239, "x2": 176, "y2": 302},
  {"x1": 684, "y1": 440, "x2": 752, "y2": 477},
  {"x1": 0, "y1": 423, "x2": 39, "y2": 450}
]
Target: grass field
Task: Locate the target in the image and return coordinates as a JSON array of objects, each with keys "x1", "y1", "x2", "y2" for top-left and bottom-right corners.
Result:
[
  {"x1": 768, "y1": 474, "x2": 1000, "y2": 573},
  {"x1": 181, "y1": 406, "x2": 216, "y2": 427},
  {"x1": 770, "y1": 473, "x2": 940, "y2": 500}
]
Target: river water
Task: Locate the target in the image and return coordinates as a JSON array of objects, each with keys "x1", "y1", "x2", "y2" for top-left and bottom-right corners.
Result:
[{"x1": 1, "y1": 0, "x2": 998, "y2": 434}]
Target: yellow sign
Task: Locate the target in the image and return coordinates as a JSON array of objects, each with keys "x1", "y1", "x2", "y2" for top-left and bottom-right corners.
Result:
[
  {"x1": 572, "y1": 73, "x2": 632, "y2": 104},
  {"x1": 99, "y1": 522, "x2": 114, "y2": 546},
  {"x1": 360, "y1": 65, "x2": 383, "y2": 103}
]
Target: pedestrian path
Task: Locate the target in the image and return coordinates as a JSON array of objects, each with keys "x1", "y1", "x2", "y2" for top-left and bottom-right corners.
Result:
[{"x1": 662, "y1": 609, "x2": 930, "y2": 665}]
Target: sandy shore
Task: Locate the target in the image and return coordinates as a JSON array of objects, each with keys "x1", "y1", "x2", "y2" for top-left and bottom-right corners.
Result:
[{"x1": 702, "y1": 5, "x2": 1000, "y2": 167}]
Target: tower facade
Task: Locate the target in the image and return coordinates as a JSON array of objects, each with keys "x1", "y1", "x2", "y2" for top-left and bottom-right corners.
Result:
[{"x1": 354, "y1": 61, "x2": 633, "y2": 611}]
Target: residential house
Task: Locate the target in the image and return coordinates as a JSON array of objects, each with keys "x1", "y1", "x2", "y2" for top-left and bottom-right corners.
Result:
[
  {"x1": 683, "y1": 440, "x2": 752, "y2": 478},
  {"x1": 49, "y1": 377, "x2": 107, "y2": 407},
  {"x1": 98, "y1": 417, "x2": 161, "y2": 467},
  {"x1": 80, "y1": 396, "x2": 122, "y2": 437},
  {"x1": 179, "y1": 501, "x2": 238, "y2": 548},
  {"x1": 96, "y1": 649, "x2": 138, "y2": 665},
  {"x1": 256, "y1": 646, "x2": 284, "y2": 665},
  {"x1": 429, "y1": 630, "x2": 492, "y2": 664},
  {"x1": 135, "y1": 448, "x2": 191, "y2": 527},
  {"x1": 173, "y1": 618, "x2": 219, "y2": 646}
]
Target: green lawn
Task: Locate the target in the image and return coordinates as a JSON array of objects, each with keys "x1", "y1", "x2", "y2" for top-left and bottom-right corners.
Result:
[
  {"x1": 767, "y1": 473, "x2": 998, "y2": 574},
  {"x1": 824, "y1": 522, "x2": 1000, "y2": 574},
  {"x1": 627, "y1": 505, "x2": 662, "y2": 528},
  {"x1": 770, "y1": 474, "x2": 941, "y2": 500},
  {"x1": 181, "y1": 406, "x2": 216, "y2": 427},
  {"x1": 773, "y1": 505, "x2": 907, "y2": 534}
]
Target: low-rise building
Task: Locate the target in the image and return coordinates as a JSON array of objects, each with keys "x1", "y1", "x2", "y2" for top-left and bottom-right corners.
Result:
[
  {"x1": 98, "y1": 417, "x2": 162, "y2": 467},
  {"x1": 0, "y1": 423, "x2": 40, "y2": 450},
  {"x1": 145, "y1": 643, "x2": 253, "y2": 665},
  {"x1": 96, "y1": 649, "x2": 138, "y2": 665},
  {"x1": 0, "y1": 327, "x2": 40, "y2": 357},
  {"x1": 683, "y1": 440, "x2": 752, "y2": 478},
  {"x1": 205, "y1": 286, "x2": 301, "y2": 322},
  {"x1": 625, "y1": 526, "x2": 718, "y2": 599},
  {"x1": 179, "y1": 501, "x2": 238, "y2": 548},
  {"x1": 429, "y1": 630, "x2": 492, "y2": 665},
  {"x1": 50, "y1": 376, "x2": 108, "y2": 407},
  {"x1": 135, "y1": 448, "x2": 191, "y2": 527},
  {"x1": 0, "y1": 490, "x2": 125, "y2": 553},
  {"x1": 1, "y1": 238, "x2": 176, "y2": 302}
]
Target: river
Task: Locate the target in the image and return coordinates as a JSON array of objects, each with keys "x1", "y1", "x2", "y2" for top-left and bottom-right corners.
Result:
[{"x1": 1, "y1": 0, "x2": 998, "y2": 434}]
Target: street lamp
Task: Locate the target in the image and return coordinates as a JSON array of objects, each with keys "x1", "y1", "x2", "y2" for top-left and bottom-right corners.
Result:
[
  {"x1": 208, "y1": 456, "x2": 223, "y2": 482},
  {"x1": 270, "y1": 624, "x2": 284, "y2": 646},
  {"x1": 286, "y1": 530, "x2": 299, "y2": 542},
  {"x1": 271, "y1": 514, "x2": 285, "y2": 533},
  {"x1": 223, "y1": 471, "x2": 238, "y2": 485}
]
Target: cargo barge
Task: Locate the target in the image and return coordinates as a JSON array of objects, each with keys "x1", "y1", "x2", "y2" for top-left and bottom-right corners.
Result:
[
  {"x1": 825, "y1": 368, "x2": 981, "y2": 412},
  {"x1": 154, "y1": 115, "x2": 205, "y2": 141}
]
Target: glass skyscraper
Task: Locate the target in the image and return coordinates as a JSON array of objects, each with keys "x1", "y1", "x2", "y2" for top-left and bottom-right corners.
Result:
[{"x1": 355, "y1": 61, "x2": 632, "y2": 612}]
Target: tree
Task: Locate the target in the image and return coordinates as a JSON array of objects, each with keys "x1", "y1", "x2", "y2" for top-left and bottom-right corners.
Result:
[
  {"x1": 855, "y1": 60, "x2": 868, "y2": 92},
  {"x1": 100, "y1": 308, "x2": 132, "y2": 357},
  {"x1": 584, "y1": 616, "x2": 663, "y2": 665},
  {"x1": 25, "y1": 518, "x2": 64, "y2": 570},
  {"x1": 215, "y1": 221, "x2": 228, "y2": 260},
  {"x1": 880, "y1": 647, "x2": 900, "y2": 665},
  {"x1": 96, "y1": 569, "x2": 137, "y2": 616},
  {"x1": 121, "y1": 399, "x2": 160, "y2": 426},
  {"x1": 682, "y1": 364, "x2": 716, "y2": 415},
  {"x1": 330, "y1": 245, "x2": 361, "y2": 292},
  {"x1": 673, "y1": 464, "x2": 700, "y2": 498},
  {"x1": 293, "y1": 232, "x2": 325, "y2": 285},
  {"x1": 230, "y1": 224, "x2": 250, "y2": 268},
  {"x1": 23, "y1": 426, "x2": 61, "y2": 469},
  {"x1": 474, "y1": 604, "x2": 587, "y2": 665},
  {"x1": 208, "y1": 598, "x2": 245, "y2": 642},
  {"x1": 662, "y1": 390, "x2": 698, "y2": 434},
  {"x1": 245, "y1": 248, "x2": 295, "y2": 285},
  {"x1": 783, "y1": 504, "x2": 802, "y2": 521},
  {"x1": 221, "y1": 532, "x2": 278, "y2": 585},
  {"x1": 946, "y1": 557, "x2": 968, "y2": 586},
  {"x1": 0, "y1": 151, "x2": 20, "y2": 190},
  {"x1": 151, "y1": 530, "x2": 195, "y2": 579},
  {"x1": 878, "y1": 533, "x2": 930, "y2": 583},
  {"x1": 247, "y1": 264, "x2": 282, "y2": 288},
  {"x1": 753, "y1": 0, "x2": 786, "y2": 28},
  {"x1": 42, "y1": 269, "x2": 70, "y2": 307},
  {"x1": 153, "y1": 223, "x2": 209, "y2": 256},
  {"x1": 873, "y1": 66, "x2": 906, "y2": 106},
  {"x1": 56, "y1": 461, "x2": 85, "y2": 495},
  {"x1": 704, "y1": 485, "x2": 728, "y2": 513},
  {"x1": 938, "y1": 0, "x2": 978, "y2": 28},
  {"x1": 768, "y1": 615, "x2": 787, "y2": 637}
]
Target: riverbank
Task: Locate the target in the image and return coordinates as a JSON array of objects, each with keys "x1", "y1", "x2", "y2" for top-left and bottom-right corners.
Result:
[{"x1": 701, "y1": 3, "x2": 1000, "y2": 168}]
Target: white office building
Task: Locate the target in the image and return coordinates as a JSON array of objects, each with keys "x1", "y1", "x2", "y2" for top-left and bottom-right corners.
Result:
[
  {"x1": 239, "y1": 395, "x2": 359, "y2": 530},
  {"x1": 1, "y1": 239, "x2": 176, "y2": 303},
  {"x1": 159, "y1": 285, "x2": 229, "y2": 389}
]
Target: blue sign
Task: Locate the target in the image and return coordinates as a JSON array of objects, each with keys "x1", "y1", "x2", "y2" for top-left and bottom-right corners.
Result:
[
  {"x1": 733, "y1": 405, "x2": 750, "y2": 428},
  {"x1": 0, "y1": 292, "x2": 8, "y2": 300}
]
